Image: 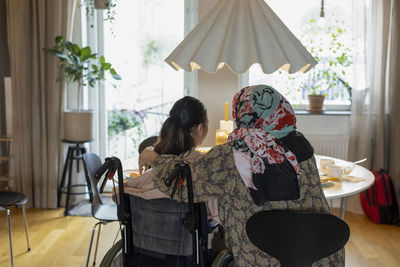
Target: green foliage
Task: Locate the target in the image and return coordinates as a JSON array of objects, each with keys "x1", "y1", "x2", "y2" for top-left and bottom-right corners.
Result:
[
  {"x1": 300, "y1": 13, "x2": 353, "y2": 98},
  {"x1": 140, "y1": 37, "x2": 168, "y2": 69},
  {"x1": 108, "y1": 109, "x2": 144, "y2": 136},
  {"x1": 107, "y1": 109, "x2": 147, "y2": 157},
  {"x1": 45, "y1": 36, "x2": 121, "y2": 109}
]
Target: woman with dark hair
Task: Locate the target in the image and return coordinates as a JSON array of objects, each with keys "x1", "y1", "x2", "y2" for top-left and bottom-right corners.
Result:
[
  {"x1": 121, "y1": 96, "x2": 211, "y2": 201},
  {"x1": 139, "y1": 85, "x2": 344, "y2": 266},
  {"x1": 142, "y1": 95, "x2": 208, "y2": 168}
]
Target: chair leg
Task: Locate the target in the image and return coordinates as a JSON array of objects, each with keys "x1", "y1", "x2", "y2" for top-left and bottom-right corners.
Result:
[
  {"x1": 6, "y1": 208, "x2": 14, "y2": 267},
  {"x1": 21, "y1": 204, "x2": 31, "y2": 251},
  {"x1": 93, "y1": 223, "x2": 102, "y2": 266},
  {"x1": 86, "y1": 222, "x2": 100, "y2": 267}
]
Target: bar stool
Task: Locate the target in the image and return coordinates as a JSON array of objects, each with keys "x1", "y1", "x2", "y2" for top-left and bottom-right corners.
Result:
[{"x1": 58, "y1": 139, "x2": 91, "y2": 216}]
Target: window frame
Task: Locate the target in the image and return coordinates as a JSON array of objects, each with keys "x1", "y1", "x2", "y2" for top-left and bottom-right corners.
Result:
[
  {"x1": 240, "y1": 0, "x2": 356, "y2": 112},
  {"x1": 86, "y1": 0, "x2": 198, "y2": 159}
]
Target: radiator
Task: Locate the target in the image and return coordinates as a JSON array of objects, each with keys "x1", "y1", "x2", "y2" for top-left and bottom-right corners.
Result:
[{"x1": 305, "y1": 135, "x2": 349, "y2": 160}]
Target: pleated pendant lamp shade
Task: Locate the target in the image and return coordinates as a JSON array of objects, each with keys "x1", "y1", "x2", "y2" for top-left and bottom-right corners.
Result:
[{"x1": 165, "y1": 0, "x2": 317, "y2": 74}]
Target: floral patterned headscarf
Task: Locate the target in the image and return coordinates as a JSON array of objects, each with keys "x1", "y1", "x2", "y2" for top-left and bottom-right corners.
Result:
[{"x1": 227, "y1": 85, "x2": 300, "y2": 190}]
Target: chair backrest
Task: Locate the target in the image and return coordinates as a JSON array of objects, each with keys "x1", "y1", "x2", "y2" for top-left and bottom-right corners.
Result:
[
  {"x1": 138, "y1": 136, "x2": 158, "y2": 154},
  {"x1": 82, "y1": 153, "x2": 104, "y2": 214},
  {"x1": 246, "y1": 210, "x2": 350, "y2": 267},
  {"x1": 128, "y1": 195, "x2": 193, "y2": 256}
]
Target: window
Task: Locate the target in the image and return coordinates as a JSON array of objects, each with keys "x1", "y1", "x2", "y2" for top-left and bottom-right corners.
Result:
[
  {"x1": 97, "y1": 0, "x2": 190, "y2": 168},
  {"x1": 243, "y1": 0, "x2": 356, "y2": 110}
]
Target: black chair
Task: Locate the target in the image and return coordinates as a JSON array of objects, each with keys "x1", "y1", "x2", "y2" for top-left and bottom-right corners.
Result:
[
  {"x1": 0, "y1": 191, "x2": 31, "y2": 267},
  {"x1": 138, "y1": 136, "x2": 158, "y2": 154},
  {"x1": 82, "y1": 153, "x2": 118, "y2": 267},
  {"x1": 246, "y1": 210, "x2": 350, "y2": 267}
]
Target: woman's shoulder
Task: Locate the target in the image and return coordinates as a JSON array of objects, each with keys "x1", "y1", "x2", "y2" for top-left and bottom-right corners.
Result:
[
  {"x1": 200, "y1": 142, "x2": 233, "y2": 159},
  {"x1": 184, "y1": 149, "x2": 202, "y2": 159}
]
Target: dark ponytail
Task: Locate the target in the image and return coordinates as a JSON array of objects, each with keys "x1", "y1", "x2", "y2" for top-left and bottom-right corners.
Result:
[{"x1": 154, "y1": 96, "x2": 207, "y2": 155}]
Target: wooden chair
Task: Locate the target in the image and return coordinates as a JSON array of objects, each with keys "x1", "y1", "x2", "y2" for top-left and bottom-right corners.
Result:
[{"x1": 0, "y1": 136, "x2": 13, "y2": 189}]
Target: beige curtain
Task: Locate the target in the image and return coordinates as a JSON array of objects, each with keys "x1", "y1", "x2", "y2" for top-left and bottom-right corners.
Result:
[
  {"x1": 348, "y1": 0, "x2": 400, "y2": 213},
  {"x1": 6, "y1": 0, "x2": 74, "y2": 208}
]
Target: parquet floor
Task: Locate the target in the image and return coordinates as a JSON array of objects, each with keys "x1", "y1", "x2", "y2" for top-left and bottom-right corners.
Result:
[{"x1": 0, "y1": 208, "x2": 399, "y2": 267}]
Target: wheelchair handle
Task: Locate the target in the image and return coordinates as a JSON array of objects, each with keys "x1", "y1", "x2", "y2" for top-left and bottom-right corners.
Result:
[
  {"x1": 95, "y1": 157, "x2": 114, "y2": 180},
  {"x1": 165, "y1": 162, "x2": 186, "y2": 186}
]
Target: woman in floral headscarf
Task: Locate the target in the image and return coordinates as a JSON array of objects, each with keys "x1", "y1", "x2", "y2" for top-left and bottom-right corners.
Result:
[{"x1": 141, "y1": 85, "x2": 344, "y2": 266}]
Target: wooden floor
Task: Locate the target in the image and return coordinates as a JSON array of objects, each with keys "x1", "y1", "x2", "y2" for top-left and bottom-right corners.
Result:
[{"x1": 0, "y1": 208, "x2": 399, "y2": 267}]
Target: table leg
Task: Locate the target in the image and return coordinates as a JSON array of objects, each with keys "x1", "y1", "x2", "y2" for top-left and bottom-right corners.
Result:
[{"x1": 340, "y1": 197, "x2": 348, "y2": 220}]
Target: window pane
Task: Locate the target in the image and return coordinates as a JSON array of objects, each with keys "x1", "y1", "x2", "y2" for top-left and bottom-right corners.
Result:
[
  {"x1": 104, "y1": 0, "x2": 184, "y2": 168},
  {"x1": 249, "y1": 0, "x2": 354, "y2": 107}
]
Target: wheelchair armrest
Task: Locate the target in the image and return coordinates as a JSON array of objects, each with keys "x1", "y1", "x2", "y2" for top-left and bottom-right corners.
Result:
[{"x1": 208, "y1": 220, "x2": 219, "y2": 233}]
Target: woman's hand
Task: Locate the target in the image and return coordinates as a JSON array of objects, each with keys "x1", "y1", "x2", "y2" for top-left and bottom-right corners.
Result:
[{"x1": 138, "y1": 146, "x2": 159, "y2": 174}]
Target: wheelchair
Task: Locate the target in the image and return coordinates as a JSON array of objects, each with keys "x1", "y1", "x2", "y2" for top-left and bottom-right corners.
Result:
[{"x1": 96, "y1": 157, "x2": 234, "y2": 267}]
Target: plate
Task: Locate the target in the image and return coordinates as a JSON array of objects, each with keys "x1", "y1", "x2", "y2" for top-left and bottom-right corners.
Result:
[
  {"x1": 341, "y1": 175, "x2": 365, "y2": 183},
  {"x1": 318, "y1": 169, "x2": 327, "y2": 176},
  {"x1": 321, "y1": 181, "x2": 335, "y2": 188},
  {"x1": 123, "y1": 169, "x2": 140, "y2": 178}
]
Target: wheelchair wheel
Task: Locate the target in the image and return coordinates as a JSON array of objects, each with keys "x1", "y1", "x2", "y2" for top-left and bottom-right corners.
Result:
[
  {"x1": 100, "y1": 240, "x2": 123, "y2": 267},
  {"x1": 211, "y1": 249, "x2": 234, "y2": 267}
]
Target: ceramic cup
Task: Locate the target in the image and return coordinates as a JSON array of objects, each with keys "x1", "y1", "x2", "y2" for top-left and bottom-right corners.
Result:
[
  {"x1": 320, "y1": 159, "x2": 335, "y2": 170},
  {"x1": 326, "y1": 165, "x2": 343, "y2": 181}
]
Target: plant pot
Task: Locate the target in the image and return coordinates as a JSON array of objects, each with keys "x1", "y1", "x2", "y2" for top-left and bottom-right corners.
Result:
[
  {"x1": 94, "y1": 0, "x2": 111, "y2": 9},
  {"x1": 63, "y1": 110, "x2": 94, "y2": 142},
  {"x1": 307, "y1": 95, "x2": 325, "y2": 113}
]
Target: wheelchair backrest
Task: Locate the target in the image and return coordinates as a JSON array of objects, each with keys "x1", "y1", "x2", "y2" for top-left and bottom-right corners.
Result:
[{"x1": 129, "y1": 195, "x2": 193, "y2": 256}]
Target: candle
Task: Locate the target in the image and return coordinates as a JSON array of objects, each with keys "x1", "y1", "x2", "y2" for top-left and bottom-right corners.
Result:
[
  {"x1": 225, "y1": 102, "x2": 229, "y2": 121},
  {"x1": 220, "y1": 120, "x2": 234, "y2": 133},
  {"x1": 216, "y1": 129, "x2": 228, "y2": 145}
]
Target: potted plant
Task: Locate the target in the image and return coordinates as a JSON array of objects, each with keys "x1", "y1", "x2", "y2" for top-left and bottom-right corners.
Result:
[
  {"x1": 45, "y1": 36, "x2": 121, "y2": 141},
  {"x1": 301, "y1": 69, "x2": 326, "y2": 112}
]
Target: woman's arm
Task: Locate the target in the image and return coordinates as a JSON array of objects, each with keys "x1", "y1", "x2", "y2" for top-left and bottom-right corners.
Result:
[
  {"x1": 151, "y1": 144, "x2": 233, "y2": 203},
  {"x1": 138, "y1": 146, "x2": 159, "y2": 174}
]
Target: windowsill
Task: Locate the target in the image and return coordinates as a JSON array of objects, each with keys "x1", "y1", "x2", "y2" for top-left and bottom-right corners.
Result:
[{"x1": 295, "y1": 110, "x2": 351, "y2": 116}]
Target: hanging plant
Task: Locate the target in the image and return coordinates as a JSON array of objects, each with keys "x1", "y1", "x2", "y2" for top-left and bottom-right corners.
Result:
[{"x1": 81, "y1": 0, "x2": 117, "y2": 27}]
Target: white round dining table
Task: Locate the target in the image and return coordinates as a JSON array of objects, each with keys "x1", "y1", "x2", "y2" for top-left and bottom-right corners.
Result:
[{"x1": 315, "y1": 155, "x2": 375, "y2": 219}]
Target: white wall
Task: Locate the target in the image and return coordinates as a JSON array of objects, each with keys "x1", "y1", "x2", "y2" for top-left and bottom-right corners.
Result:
[
  {"x1": 198, "y1": 67, "x2": 238, "y2": 146},
  {"x1": 197, "y1": 0, "x2": 239, "y2": 147},
  {"x1": 296, "y1": 114, "x2": 350, "y2": 137}
]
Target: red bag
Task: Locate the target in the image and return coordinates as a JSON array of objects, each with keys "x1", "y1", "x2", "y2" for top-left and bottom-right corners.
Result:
[{"x1": 360, "y1": 169, "x2": 399, "y2": 224}]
